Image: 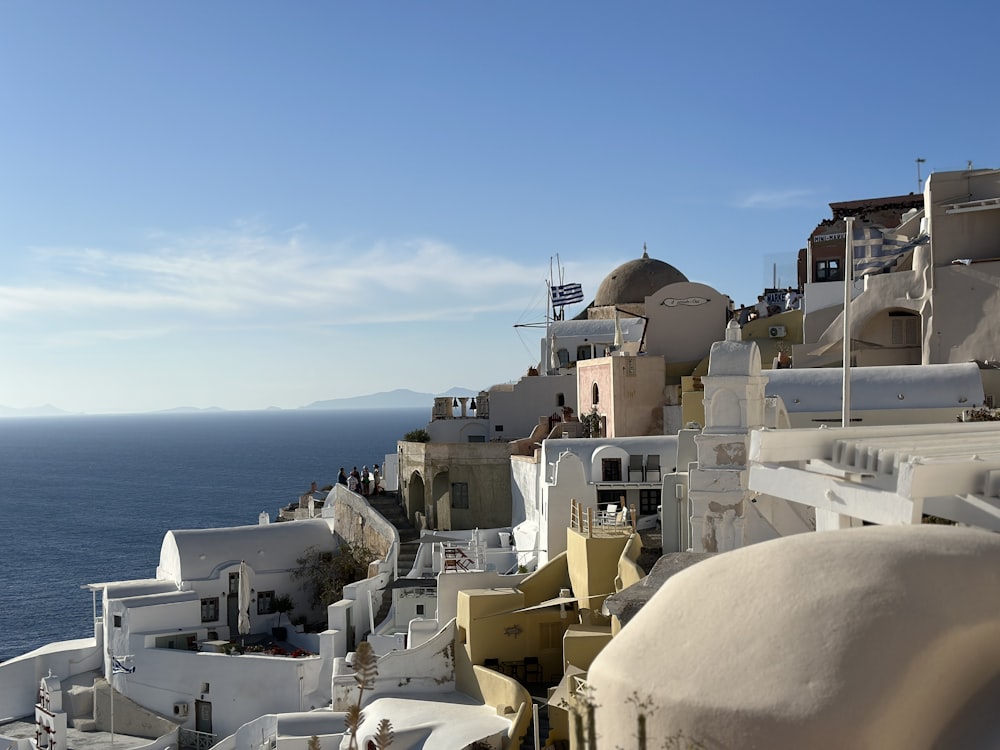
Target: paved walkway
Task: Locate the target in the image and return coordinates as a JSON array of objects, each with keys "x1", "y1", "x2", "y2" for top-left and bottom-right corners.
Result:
[{"x1": 0, "y1": 718, "x2": 150, "y2": 750}]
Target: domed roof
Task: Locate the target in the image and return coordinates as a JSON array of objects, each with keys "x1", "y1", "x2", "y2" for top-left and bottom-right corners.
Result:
[{"x1": 593, "y1": 248, "x2": 687, "y2": 307}]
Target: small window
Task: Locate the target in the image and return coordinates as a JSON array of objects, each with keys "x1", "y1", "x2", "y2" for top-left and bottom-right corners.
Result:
[
  {"x1": 113, "y1": 615, "x2": 122, "y2": 628},
  {"x1": 557, "y1": 349, "x2": 570, "y2": 367},
  {"x1": 592, "y1": 383, "x2": 600, "y2": 405},
  {"x1": 639, "y1": 488, "x2": 661, "y2": 515},
  {"x1": 602, "y1": 458, "x2": 622, "y2": 482},
  {"x1": 467, "y1": 435, "x2": 485, "y2": 443},
  {"x1": 451, "y1": 482, "x2": 470, "y2": 509},
  {"x1": 416, "y1": 604, "x2": 425, "y2": 616},
  {"x1": 556, "y1": 393, "x2": 565, "y2": 407},
  {"x1": 815, "y1": 258, "x2": 842, "y2": 282},
  {"x1": 494, "y1": 425, "x2": 504, "y2": 432},
  {"x1": 201, "y1": 597, "x2": 220, "y2": 623},
  {"x1": 577, "y1": 345, "x2": 592, "y2": 361},
  {"x1": 257, "y1": 590, "x2": 275, "y2": 615}
]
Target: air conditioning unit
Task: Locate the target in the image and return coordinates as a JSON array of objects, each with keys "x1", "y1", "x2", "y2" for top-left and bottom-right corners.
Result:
[
  {"x1": 768, "y1": 325, "x2": 786, "y2": 338},
  {"x1": 173, "y1": 702, "x2": 189, "y2": 717}
]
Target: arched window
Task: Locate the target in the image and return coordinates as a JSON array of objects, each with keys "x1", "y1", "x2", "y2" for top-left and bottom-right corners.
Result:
[
  {"x1": 557, "y1": 393, "x2": 565, "y2": 407},
  {"x1": 592, "y1": 383, "x2": 600, "y2": 405}
]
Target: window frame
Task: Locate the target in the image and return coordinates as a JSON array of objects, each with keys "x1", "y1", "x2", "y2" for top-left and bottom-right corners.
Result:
[{"x1": 451, "y1": 482, "x2": 470, "y2": 509}]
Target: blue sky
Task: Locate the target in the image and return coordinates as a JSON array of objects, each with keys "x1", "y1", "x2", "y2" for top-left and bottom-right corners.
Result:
[{"x1": 2, "y1": 1, "x2": 998, "y2": 414}]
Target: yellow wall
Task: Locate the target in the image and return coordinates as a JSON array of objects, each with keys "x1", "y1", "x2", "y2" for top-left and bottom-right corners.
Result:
[
  {"x1": 566, "y1": 529, "x2": 629, "y2": 610},
  {"x1": 518, "y1": 551, "x2": 570, "y2": 606},
  {"x1": 563, "y1": 625, "x2": 613, "y2": 673}
]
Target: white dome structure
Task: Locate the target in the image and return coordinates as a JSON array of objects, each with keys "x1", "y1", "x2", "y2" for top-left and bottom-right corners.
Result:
[{"x1": 587, "y1": 525, "x2": 1000, "y2": 750}]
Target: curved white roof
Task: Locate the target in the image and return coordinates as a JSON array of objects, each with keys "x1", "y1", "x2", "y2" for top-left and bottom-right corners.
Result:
[
  {"x1": 766, "y1": 362, "x2": 983, "y2": 413},
  {"x1": 158, "y1": 519, "x2": 335, "y2": 583},
  {"x1": 589, "y1": 525, "x2": 1000, "y2": 748}
]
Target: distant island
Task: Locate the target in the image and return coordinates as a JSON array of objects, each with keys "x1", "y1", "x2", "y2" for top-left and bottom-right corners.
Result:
[
  {"x1": 0, "y1": 387, "x2": 479, "y2": 418},
  {"x1": 300, "y1": 387, "x2": 477, "y2": 411}
]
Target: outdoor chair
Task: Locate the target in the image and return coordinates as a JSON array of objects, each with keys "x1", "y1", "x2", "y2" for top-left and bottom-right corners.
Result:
[
  {"x1": 646, "y1": 454, "x2": 661, "y2": 482},
  {"x1": 524, "y1": 655, "x2": 542, "y2": 683},
  {"x1": 628, "y1": 454, "x2": 644, "y2": 482}
]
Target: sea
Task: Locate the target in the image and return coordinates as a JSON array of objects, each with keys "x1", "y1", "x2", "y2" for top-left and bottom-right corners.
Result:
[{"x1": 0, "y1": 407, "x2": 427, "y2": 663}]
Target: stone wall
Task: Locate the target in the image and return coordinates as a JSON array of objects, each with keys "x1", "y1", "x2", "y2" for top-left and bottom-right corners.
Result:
[{"x1": 324, "y1": 484, "x2": 399, "y2": 561}]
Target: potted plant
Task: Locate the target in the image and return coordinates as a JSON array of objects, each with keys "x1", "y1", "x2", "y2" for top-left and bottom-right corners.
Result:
[{"x1": 272, "y1": 594, "x2": 294, "y2": 640}]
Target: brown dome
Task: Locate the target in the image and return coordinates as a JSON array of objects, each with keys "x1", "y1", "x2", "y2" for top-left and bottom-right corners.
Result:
[{"x1": 594, "y1": 250, "x2": 687, "y2": 307}]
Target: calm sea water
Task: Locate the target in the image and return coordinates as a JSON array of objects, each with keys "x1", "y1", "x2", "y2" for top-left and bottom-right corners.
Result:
[{"x1": 0, "y1": 408, "x2": 427, "y2": 663}]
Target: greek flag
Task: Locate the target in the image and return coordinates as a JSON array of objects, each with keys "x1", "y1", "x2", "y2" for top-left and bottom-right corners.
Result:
[
  {"x1": 551, "y1": 282, "x2": 584, "y2": 307},
  {"x1": 853, "y1": 226, "x2": 928, "y2": 276},
  {"x1": 111, "y1": 657, "x2": 136, "y2": 674}
]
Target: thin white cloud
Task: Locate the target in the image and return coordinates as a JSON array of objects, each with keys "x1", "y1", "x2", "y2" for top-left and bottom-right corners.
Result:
[
  {"x1": 737, "y1": 188, "x2": 814, "y2": 209},
  {"x1": 2, "y1": 225, "x2": 553, "y2": 333}
]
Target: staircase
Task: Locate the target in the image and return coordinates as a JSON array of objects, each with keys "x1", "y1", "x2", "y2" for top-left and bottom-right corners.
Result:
[
  {"x1": 520, "y1": 697, "x2": 553, "y2": 750},
  {"x1": 367, "y1": 492, "x2": 420, "y2": 625}
]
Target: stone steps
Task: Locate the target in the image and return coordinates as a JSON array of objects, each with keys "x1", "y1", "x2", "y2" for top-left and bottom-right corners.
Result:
[
  {"x1": 367, "y1": 492, "x2": 420, "y2": 625},
  {"x1": 520, "y1": 698, "x2": 555, "y2": 750}
]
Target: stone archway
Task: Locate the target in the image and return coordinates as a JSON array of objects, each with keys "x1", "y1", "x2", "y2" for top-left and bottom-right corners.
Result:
[{"x1": 407, "y1": 471, "x2": 425, "y2": 527}]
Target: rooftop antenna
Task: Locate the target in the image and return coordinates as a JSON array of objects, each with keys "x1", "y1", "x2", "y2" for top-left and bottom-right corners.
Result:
[{"x1": 915, "y1": 158, "x2": 926, "y2": 192}]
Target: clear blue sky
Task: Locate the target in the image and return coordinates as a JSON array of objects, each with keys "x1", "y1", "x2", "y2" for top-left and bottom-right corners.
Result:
[{"x1": 2, "y1": 1, "x2": 997, "y2": 414}]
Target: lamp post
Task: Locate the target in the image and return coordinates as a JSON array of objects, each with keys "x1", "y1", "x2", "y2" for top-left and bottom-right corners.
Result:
[{"x1": 842, "y1": 217, "x2": 855, "y2": 428}]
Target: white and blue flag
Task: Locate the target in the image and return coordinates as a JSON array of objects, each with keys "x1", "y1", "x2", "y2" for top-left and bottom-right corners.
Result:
[
  {"x1": 852, "y1": 225, "x2": 928, "y2": 276},
  {"x1": 551, "y1": 282, "x2": 584, "y2": 307},
  {"x1": 111, "y1": 656, "x2": 136, "y2": 675}
]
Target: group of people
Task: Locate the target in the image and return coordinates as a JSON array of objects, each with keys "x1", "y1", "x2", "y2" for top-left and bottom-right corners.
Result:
[
  {"x1": 733, "y1": 287, "x2": 802, "y2": 326},
  {"x1": 338, "y1": 464, "x2": 381, "y2": 496}
]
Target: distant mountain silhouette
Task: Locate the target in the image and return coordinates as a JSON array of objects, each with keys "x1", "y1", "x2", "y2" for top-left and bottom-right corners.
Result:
[
  {"x1": 0, "y1": 403, "x2": 72, "y2": 418},
  {"x1": 301, "y1": 387, "x2": 477, "y2": 410}
]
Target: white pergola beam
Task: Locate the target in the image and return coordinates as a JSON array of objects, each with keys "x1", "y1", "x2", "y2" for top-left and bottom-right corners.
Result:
[{"x1": 748, "y1": 464, "x2": 921, "y2": 525}]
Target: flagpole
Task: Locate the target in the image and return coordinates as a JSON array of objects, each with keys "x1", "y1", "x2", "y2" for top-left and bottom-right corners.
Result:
[{"x1": 842, "y1": 217, "x2": 855, "y2": 427}]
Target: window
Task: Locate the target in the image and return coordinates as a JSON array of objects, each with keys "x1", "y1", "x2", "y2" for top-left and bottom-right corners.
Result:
[
  {"x1": 889, "y1": 312, "x2": 920, "y2": 346},
  {"x1": 451, "y1": 482, "x2": 469, "y2": 509},
  {"x1": 639, "y1": 489, "x2": 661, "y2": 515},
  {"x1": 257, "y1": 590, "x2": 275, "y2": 615},
  {"x1": 416, "y1": 604, "x2": 425, "y2": 616},
  {"x1": 592, "y1": 383, "x2": 600, "y2": 405},
  {"x1": 557, "y1": 349, "x2": 570, "y2": 367},
  {"x1": 602, "y1": 458, "x2": 622, "y2": 482},
  {"x1": 228, "y1": 572, "x2": 240, "y2": 594},
  {"x1": 598, "y1": 489, "x2": 620, "y2": 505},
  {"x1": 557, "y1": 393, "x2": 565, "y2": 407},
  {"x1": 577, "y1": 345, "x2": 592, "y2": 361},
  {"x1": 201, "y1": 597, "x2": 220, "y2": 623},
  {"x1": 494, "y1": 425, "x2": 504, "y2": 432},
  {"x1": 467, "y1": 435, "x2": 485, "y2": 443},
  {"x1": 539, "y1": 621, "x2": 565, "y2": 650},
  {"x1": 815, "y1": 258, "x2": 843, "y2": 282},
  {"x1": 113, "y1": 615, "x2": 122, "y2": 628}
]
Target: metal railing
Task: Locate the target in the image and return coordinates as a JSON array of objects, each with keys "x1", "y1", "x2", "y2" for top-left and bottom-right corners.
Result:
[{"x1": 179, "y1": 727, "x2": 217, "y2": 750}]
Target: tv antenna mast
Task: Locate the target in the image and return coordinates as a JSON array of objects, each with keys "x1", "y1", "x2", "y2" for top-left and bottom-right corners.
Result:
[{"x1": 915, "y1": 157, "x2": 926, "y2": 192}]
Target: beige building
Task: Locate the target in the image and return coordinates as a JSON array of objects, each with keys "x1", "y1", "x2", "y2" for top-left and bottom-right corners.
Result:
[
  {"x1": 397, "y1": 439, "x2": 513, "y2": 531},
  {"x1": 794, "y1": 167, "x2": 1000, "y2": 376}
]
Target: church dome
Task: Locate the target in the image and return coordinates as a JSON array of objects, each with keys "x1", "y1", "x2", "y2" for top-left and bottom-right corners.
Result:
[{"x1": 593, "y1": 249, "x2": 687, "y2": 307}]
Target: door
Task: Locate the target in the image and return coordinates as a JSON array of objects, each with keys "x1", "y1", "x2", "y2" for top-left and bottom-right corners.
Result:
[{"x1": 194, "y1": 699, "x2": 212, "y2": 735}]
